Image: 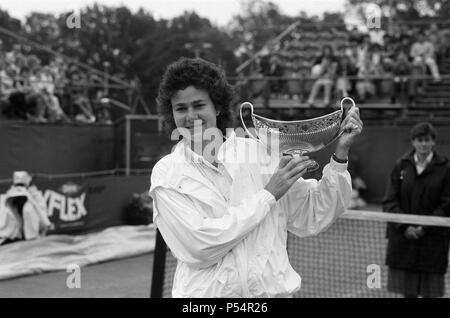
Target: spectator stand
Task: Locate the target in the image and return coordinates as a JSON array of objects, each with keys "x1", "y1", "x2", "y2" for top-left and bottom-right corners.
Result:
[
  {"x1": 234, "y1": 19, "x2": 450, "y2": 123},
  {"x1": 0, "y1": 25, "x2": 151, "y2": 124}
]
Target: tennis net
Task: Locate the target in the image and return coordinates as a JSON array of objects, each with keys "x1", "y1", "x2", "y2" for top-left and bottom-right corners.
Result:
[{"x1": 150, "y1": 209, "x2": 450, "y2": 298}]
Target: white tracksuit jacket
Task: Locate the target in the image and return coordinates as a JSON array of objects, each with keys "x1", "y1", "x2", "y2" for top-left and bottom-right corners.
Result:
[{"x1": 149, "y1": 132, "x2": 352, "y2": 297}]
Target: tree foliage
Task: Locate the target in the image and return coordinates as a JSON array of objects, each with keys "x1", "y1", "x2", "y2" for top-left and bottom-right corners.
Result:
[
  {"x1": 130, "y1": 11, "x2": 238, "y2": 109},
  {"x1": 0, "y1": 7, "x2": 23, "y2": 49},
  {"x1": 228, "y1": 0, "x2": 295, "y2": 57},
  {"x1": 0, "y1": 5, "x2": 239, "y2": 111}
]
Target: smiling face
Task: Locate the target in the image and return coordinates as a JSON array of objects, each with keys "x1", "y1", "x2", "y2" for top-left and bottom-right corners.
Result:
[
  {"x1": 171, "y1": 85, "x2": 218, "y2": 139},
  {"x1": 412, "y1": 135, "x2": 435, "y2": 157}
]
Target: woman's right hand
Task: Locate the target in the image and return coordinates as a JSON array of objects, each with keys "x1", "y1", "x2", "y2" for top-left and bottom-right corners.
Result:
[
  {"x1": 404, "y1": 226, "x2": 424, "y2": 240},
  {"x1": 264, "y1": 155, "x2": 314, "y2": 201}
]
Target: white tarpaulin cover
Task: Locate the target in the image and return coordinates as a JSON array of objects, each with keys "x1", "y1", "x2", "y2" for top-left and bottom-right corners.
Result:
[{"x1": 0, "y1": 225, "x2": 155, "y2": 280}]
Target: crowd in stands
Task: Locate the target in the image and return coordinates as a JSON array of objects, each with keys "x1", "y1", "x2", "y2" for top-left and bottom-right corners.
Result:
[
  {"x1": 250, "y1": 22, "x2": 450, "y2": 107},
  {"x1": 0, "y1": 41, "x2": 113, "y2": 124}
]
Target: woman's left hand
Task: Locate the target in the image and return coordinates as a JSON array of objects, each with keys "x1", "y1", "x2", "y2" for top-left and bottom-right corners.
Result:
[{"x1": 335, "y1": 105, "x2": 363, "y2": 159}]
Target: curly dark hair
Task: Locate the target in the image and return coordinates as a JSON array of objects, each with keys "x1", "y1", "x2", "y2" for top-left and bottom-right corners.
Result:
[
  {"x1": 156, "y1": 57, "x2": 237, "y2": 137},
  {"x1": 410, "y1": 122, "x2": 437, "y2": 140}
]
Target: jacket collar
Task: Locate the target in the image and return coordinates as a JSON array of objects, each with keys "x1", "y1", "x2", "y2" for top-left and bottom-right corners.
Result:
[
  {"x1": 414, "y1": 151, "x2": 432, "y2": 166},
  {"x1": 176, "y1": 130, "x2": 241, "y2": 174},
  {"x1": 401, "y1": 150, "x2": 447, "y2": 164},
  {"x1": 169, "y1": 133, "x2": 238, "y2": 207},
  {"x1": 400, "y1": 149, "x2": 448, "y2": 174}
]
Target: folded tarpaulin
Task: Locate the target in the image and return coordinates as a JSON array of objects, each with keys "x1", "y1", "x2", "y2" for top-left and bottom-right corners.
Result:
[{"x1": 0, "y1": 224, "x2": 155, "y2": 280}]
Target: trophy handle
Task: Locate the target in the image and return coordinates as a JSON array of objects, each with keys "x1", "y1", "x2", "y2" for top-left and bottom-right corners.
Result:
[
  {"x1": 239, "y1": 102, "x2": 259, "y2": 142},
  {"x1": 336, "y1": 96, "x2": 357, "y2": 138},
  {"x1": 340, "y1": 96, "x2": 356, "y2": 120}
]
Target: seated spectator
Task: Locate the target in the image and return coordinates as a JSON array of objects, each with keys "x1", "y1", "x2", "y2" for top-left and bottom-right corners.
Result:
[
  {"x1": 381, "y1": 45, "x2": 396, "y2": 74},
  {"x1": 369, "y1": 44, "x2": 386, "y2": 97},
  {"x1": 49, "y1": 57, "x2": 70, "y2": 113},
  {"x1": 345, "y1": 40, "x2": 359, "y2": 66},
  {"x1": 383, "y1": 33, "x2": 397, "y2": 61},
  {"x1": 369, "y1": 28, "x2": 385, "y2": 46},
  {"x1": 37, "y1": 66, "x2": 70, "y2": 123},
  {"x1": 385, "y1": 24, "x2": 402, "y2": 51},
  {"x1": 21, "y1": 67, "x2": 49, "y2": 122},
  {"x1": 441, "y1": 29, "x2": 450, "y2": 59},
  {"x1": 0, "y1": 171, "x2": 51, "y2": 245},
  {"x1": 408, "y1": 59, "x2": 428, "y2": 103},
  {"x1": 391, "y1": 51, "x2": 412, "y2": 104},
  {"x1": 2, "y1": 66, "x2": 46, "y2": 121},
  {"x1": 336, "y1": 44, "x2": 347, "y2": 60},
  {"x1": 370, "y1": 44, "x2": 384, "y2": 72},
  {"x1": 0, "y1": 62, "x2": 14, "y2": 99},
  {"x1": 266, "y1": 54, "x2": 285, "y2": 98},
  {"x1": 426, "y1": 23, "x2": 446, "y2": 64},
  {"x1": 252, "y1": 53, "x2": 285, "y2": 107},
  {"x1": 410, "y1": 32, "x2": 441, "y2": 82},
  {"x1": 348, "y1": 26, "x2": 363, "y2": 43},
  {"x1": 335, "y1": 55, "x2": 358, "y2": 99},
  {"x1": 356, "y1": 35, "x2": 371, "y2": 70},
  {"x1": 0, "y1": 39, "x2": 4, "y2": 60},
  {"x1": 5, "y1": 44, "x2": 26, "y2": 71},
  {"x1": 73, "y1": 93, "x2": 96, "y2": 123},
  {"x1": 257, "y1": 53, "x2": 271, "y2": 75},
  {"x1": 356, "y1": 57, "x2": 377, "y2": 103},
  {"x1": 69, "y1": 72, "x2": 96, "y2": 123},
  {"x1": 306, "y1": 45, "x2": 338, "y2": 107},
  {"x1": 401, "y1": 24, "x2": 416, "y2": 42},
  {"x1": 1, "y1": 65, "x2": 22, "y2": 119},
  {"x1": 0, "y1": 60, "x2": 13, "y2": 117},
  {"x1": 93, "y1": 90, "x2": 112, "y2": 124},
  {"x1": 397, "y1": 35, "x2": 412, "y2": 58},
  {"x1": 251, "y1": 54, "x2": 271, "y2": 107}
]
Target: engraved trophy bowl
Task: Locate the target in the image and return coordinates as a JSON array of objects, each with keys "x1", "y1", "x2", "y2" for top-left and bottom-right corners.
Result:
[{"x1": 239, "y1": 97, "x2": 356, "y2": 172}]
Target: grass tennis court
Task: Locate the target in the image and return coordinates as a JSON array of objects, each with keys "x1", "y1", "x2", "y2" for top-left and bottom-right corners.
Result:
[
  {"x1": 3, "y1": 207, "x2": 450, "y2": 298},
  {"x1": 0, "y1": 253, "x2": 153, "y2": 298}
]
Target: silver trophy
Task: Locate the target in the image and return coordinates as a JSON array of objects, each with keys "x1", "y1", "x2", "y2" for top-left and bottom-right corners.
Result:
[{"x1": 239, "y1": 97, "x2": 356, "y2": 172}]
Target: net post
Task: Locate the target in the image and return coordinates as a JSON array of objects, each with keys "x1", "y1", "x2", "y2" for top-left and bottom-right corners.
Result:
[{"x1": 150, "y1": 229, "x2": 168, "y2": 298}]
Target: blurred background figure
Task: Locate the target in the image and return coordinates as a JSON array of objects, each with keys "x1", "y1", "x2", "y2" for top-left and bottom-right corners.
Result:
[
  {"x1": 69, "y1": 71, "x2": 96, "y2": 124},
  {"x1": 0, "y1": 171, "x2": 51, "y2": 245},
  {"x1": 355, "y1": 56, "x2": 377, "y2": 104},
  {"x1": 93, "y1": 90, "x2": 112, "y2": 124},
  {"x1": 410, "y1": 32, "x2": 441, "y2": 82},
  {"x1": 391, "y1": 50, "x2": 412, "y2": 104},
  {"x1": 426, "y1": 23, "x2": 446, "y2": 65},
  {"x1": 383, "y1": 122, "x2": 450, "y2": 298},
  {"x1": 335, "y1": 55, "x2": 358, "y2": 100},
  {"x1": 347, "y1": 152, "x2": 368, "y2": 210},
  {"x1": 306, "y1": 45, "x2": 338, "y2": 107}
]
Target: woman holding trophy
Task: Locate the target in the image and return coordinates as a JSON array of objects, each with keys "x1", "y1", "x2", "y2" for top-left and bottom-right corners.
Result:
[{"x1": 149, "y1": 57, "x2": 363, "y2": 297}]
